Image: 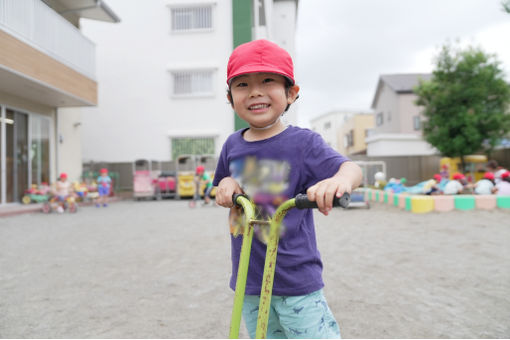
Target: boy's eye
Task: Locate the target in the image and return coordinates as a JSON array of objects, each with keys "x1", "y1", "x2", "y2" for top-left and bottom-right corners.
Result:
[
  {"x1": 235, "y1": 82, "x2": 248, "y2": 87},
  {"x1": 262, "y1": 78, "x2": 275, "y2": 83}
]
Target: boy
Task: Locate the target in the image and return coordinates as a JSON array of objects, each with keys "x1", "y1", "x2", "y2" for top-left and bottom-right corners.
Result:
[{"x1": 213, "y1": 39, "x2": 362, "y2": 339}]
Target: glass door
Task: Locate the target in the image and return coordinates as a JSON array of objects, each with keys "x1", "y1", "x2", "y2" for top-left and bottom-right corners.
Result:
[{"x1": 6, "y1": 109, "x2": 29, "y2": 203}]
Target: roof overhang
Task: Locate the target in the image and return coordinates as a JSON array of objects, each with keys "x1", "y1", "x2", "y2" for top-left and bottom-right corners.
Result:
[
  {"x1": 0, "y1": 65, "x2": 96, "y2": 107},
  {"x1": 53, "y1": 0, "x2": 121, "y2": 23}
]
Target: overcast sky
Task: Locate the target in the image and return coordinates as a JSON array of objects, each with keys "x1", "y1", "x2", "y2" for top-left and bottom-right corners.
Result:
[{"x1": 294, "y1": 0, "x2": 510, "y2": 126}]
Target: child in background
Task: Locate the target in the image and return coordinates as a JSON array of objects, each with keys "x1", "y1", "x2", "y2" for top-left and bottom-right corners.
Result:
[
  {"x1": 53, "y1": 173, "x2": 73, "y2": 213},
  {"x1": 494, "y1": 171, "x2": 510, "y2": 195},
  {"x1": 473, "y1": 172, "x2": 496, "y2": 195},
  {"x1": 195, "y1": 165, "x2": 213, "y2": 205},
  {"x1": 443, "y1": 172, "x2": 466, "y2": 195},
  {"x1": 486, "y1": 160, "x2": 508, "y2": 184},
  {"x1": 213, "y1": 39, "x2": 362, "y2": 339},
  {"x1": 96, "y1": 168, "x2": 112, "y2": 207}
]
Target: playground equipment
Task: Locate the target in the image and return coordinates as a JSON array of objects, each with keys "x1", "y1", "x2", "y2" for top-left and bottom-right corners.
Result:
[
  {"x1": 229, "y1": 192, "x2": 351, "y2": 339},
  {"x1": 175, "y1": 155, "x2": 196, "y2": 198},
  {"x1": 440, "y1": 155, "x2": 487, "y2": 182},
  {"x1": 132, "y1": 159, "x2": 160, "y2": 200}
]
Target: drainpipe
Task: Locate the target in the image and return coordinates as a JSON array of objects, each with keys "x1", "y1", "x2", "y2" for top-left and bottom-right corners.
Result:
[{"x1": 1, "y1": 105, "x2": 6, "y2": 204}]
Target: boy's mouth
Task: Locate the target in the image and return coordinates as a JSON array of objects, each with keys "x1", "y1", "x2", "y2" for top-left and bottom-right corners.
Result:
[{"x1": 249, "y1": 103, "x2": 270, "y2": 111}]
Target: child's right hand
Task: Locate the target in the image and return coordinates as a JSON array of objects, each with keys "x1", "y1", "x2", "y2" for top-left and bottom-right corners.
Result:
[{"x1": 215, "y1": 177, "x2": 243, "y2": 208}]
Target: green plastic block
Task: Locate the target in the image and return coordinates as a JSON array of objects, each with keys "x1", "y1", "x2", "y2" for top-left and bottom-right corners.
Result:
[
  {"x1": 497, "y1": 196, "x2": 510, "y2": 209},
  {"x1": 384, "y1": 192, "x2": 388, "y2": 203},
  {"x1": 393, "y1": 194, "x2": 399, "y2": 206},
  {"x1": 405, "y1": 196, "x2": 412, "y2": 211},
  {"x1": 375, "y1": 191, "x2": 379, "y2": 202},
  {"x1": 454, "y1": 195, "x2": 475, "y2": 210}
]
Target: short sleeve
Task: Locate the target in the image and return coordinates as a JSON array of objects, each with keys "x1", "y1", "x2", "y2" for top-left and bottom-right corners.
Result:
[
  {"x1": 213, "y1": 141, "x2": 229, "y2": 186},
  {"x1": 302, "y1": 132, "x2": 350, "y2": 188}
]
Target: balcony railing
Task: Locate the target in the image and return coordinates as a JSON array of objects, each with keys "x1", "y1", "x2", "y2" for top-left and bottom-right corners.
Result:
[{"x1": 0, "y1": 0, "x2": 96, "y2": 79}]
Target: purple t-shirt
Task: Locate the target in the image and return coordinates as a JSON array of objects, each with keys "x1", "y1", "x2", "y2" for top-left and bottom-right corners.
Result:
[{"x1": 213, "y1": 126, "x2": 350, "y2": 296}]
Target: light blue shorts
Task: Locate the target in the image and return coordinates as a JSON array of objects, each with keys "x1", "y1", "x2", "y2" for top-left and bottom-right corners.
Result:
[{"x1": 242, "y1": 289, "x2": 341, "y2": 339}]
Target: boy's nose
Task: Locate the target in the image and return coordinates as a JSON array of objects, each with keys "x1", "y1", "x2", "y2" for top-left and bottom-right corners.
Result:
[{"x1": 248, "y1": 85, "x2": 263, "y2": 97}]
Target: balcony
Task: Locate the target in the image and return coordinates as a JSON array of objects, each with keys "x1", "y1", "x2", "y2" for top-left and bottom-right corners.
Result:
[{"x1": 0, "y1": 0, "x2": 107, "y2": 107}]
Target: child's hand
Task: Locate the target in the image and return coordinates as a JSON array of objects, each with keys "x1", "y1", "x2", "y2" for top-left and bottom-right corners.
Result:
[
  {"x1": 306, "y1": 176, "x2": 352, "y2": 215},
  {"x1": 215, "y1": 177, "x2": 243, "y2": 208}
]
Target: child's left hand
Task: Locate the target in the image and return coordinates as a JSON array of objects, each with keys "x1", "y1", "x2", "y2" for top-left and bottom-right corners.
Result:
[{"x1": 306, "y1": 177, "x2": 352, "y2": 215}]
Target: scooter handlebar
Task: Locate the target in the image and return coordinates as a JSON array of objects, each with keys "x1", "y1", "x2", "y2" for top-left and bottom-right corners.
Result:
[{"x1": 294, "y1": 192, "x2": 350, "y2": 209}]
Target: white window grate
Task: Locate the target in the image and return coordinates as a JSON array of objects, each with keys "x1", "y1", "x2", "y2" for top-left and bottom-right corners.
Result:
[
  {"x1": 171, "y1": 6, "x2": 212, "y2": 32},
  {"x1": 171, "y1": 70, "x2": 214, "y2": 96}
]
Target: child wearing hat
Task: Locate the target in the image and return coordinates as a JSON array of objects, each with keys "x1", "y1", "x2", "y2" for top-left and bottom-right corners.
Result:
[
  {"x1": 473, "y1": 172, "x2": 496, "y2": 195},
  {"x1": 213, "y1": 39, "x2": 362, "y2": 338},
  {"x1": 54, "y1": 172, "x2": 73, "y2": 213},
  {"x1": 96, "y1": 168, "x2": 112, "y2": 207}
]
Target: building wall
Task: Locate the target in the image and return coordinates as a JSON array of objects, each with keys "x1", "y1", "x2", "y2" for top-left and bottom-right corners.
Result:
[
  {"x1": 398, "y1": 93, "x2": 423, "y2": 135},
  {"x1": 372, "y1": 83, "x2": 399, "y2": 134},
  {"x1": 79, "y1": 0, "x2": 233, "y2": 162},
  {"x1": 337, "y1": 114, "x2": 374, "y2": 156},
  {"x1": 57, "y1": 108, "x2": 83, "y2": 182},
  {"x1": 311, "y1": 111, "x2": 355, "y2": 150}
]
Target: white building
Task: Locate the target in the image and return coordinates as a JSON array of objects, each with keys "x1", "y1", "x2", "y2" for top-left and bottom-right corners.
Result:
[
  {"x1": 0, "y1": 0, "x2": 119, "y2": 205},
  {"x1": 78, "y1": 0, "x2": 299, "y2": 164}
]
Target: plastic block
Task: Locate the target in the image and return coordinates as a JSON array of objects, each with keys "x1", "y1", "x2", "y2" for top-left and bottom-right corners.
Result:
[
  {"x1": 399, "y1": 194, "x2": 408, "y2": 209},
  {"x1": 387, "y1": 192, "x2": 394, "y2": 205},
  {"x1": 434, "y1": 195, "x2": 454, "y2": 212},
  {"x1": 411, "y1": 195, "x2": 434, "y2": 213},
  {"x1": 384, "y1": 191, "x2": 389, "y2": 203},
  {"x1": 393, "y1": 194, "x2": 399, "y2": 206},
  {"x1": 375, "y1": 191, "x2": 379, "y2": 202},
  {"x1": 405, "y1": 196, "x2": 412, "y2": 211},
  {"x1": 475, "y1": 195, "x2": 497, "y2": 210},
  {"x1": 497, "y1": 195, "x2": 510, "y2": 209},
  {"x1": 454, "y1": 195, "x2": 475, "y2": 210}
]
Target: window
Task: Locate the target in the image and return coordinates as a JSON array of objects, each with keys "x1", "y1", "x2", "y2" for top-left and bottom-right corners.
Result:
[
  {"x1": 413, "y1": 115, "x2": 421, "y2": 130},
  {"x1": 171, "y1": 137, "x2": 215, "y2": 160},
  {"x1": 324, "y1": 121, "x2": 331, "y2": 130},
  {"x1": 376, "y1": 112, "x2": 384, "y2": 126},
  {"x1": 171, "y1": 70, "x2": 214, "y2": 96},
  {"x1": 170, "y1": 6, "x2": 213, "y2": 32},
  {"x1": 344, "y1": 130, "x2": 354, "y2": 148}
]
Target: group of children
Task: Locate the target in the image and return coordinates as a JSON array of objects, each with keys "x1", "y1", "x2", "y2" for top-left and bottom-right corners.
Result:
[{"x1": 51, "y1": 168, "x2": 112, "y2": 211}]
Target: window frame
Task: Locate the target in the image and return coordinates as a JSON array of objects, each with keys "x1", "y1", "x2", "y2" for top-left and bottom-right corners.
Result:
[
  {"x1": 169, "y1": 68, "x2": 216, "y2": 98},
  {"x1": 168, "y1": 3, "x2": 215, "y2": 34}
]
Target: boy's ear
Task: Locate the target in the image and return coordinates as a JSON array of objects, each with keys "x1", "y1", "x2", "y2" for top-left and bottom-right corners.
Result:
[
  {"x1": 287, "y1": 85, "x2": 300, "y2": 104},
  {"x1": 226, "y1": 93, "x2": 234, "y2": 107}
]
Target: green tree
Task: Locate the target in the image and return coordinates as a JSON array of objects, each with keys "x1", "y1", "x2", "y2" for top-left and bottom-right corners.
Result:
[
  {"x1": 415, "y1": 44, "x2": 510, "y2": 168},
  {"x1": 503, "y1": 0, "x2": 510, "y2": 13}
]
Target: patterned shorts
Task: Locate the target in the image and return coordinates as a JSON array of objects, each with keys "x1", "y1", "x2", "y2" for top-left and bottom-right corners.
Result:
[{"x1": 242, "y1": 289, "x2": 341, "y2": 339}]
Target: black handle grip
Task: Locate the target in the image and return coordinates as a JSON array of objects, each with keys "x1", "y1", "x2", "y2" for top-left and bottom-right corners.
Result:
[
  {"x1": 232, "y1": 193, "x2": 249, "y2": 207},
  {"x1": 295, "y1": 193, "x2": 351, "y2": 209}
]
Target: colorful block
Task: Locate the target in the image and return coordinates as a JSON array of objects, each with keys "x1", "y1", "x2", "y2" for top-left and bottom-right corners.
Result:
[
  {"x1": 411, "y1": 195, "x2": 434, "y2": 213},
  {"x1": 454, "y1": 195, "x2": 475, "y2": 210}
]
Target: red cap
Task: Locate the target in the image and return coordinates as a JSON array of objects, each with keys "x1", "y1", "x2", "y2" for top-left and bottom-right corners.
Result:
[
  {"x1": 60, "y1": 172, "x2": 67, "y2": 179},
  {"x1": 452, "y1": 172, "x2": 465, "y2": 180},
  {"x1": 483, "y1": 172, "x2": 495, "y2": 180},
  {"x1": 196, "y1": 165, "x2": 205, "y2": 173},
  {"x1": 501, "y1": 171, "x2": 510, "y2": 179},
  {"x1": 227, "y1": 39, "x2": 295, "y2": 86},
  {"x1": 433, "y1": 174, "x2": 442, "y2": 182},
  {"x1": 100, "y1": 168, "x2": 108, "y2": 174}
]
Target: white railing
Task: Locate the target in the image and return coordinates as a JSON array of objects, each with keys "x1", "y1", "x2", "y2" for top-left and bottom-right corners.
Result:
[{"x1": 0, "y1": 0, "x2": 96, "y2": 79}]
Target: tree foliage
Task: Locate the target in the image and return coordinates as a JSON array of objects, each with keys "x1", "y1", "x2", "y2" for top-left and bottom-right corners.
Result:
[{"x1": 414, "y1": 44, "x2": 510, "y2": 162}]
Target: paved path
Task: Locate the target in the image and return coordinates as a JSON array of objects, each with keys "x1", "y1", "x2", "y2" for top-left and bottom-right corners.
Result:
[{"x1": 1, "y1": 200, "x2": 509, "y2": 338}]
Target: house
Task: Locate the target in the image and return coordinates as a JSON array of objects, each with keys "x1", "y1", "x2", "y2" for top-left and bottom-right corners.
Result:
[
  {"x1": 365, "y1": 73, "x2": 437, "y2": 157},
  {"x1": 337, "y1": 113, "x2": 374, "y2": 156},
  {"x1": 78, "y1": 0, "x2": 299, "y2": 166},
  {"x1": 310, "y1": 110, "x2": 356, "y2": 150},
  {"x1": 0, "y1": 0, "x2": 119, "y2": 205}
]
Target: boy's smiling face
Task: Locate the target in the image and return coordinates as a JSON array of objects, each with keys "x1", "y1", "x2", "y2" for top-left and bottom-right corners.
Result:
[{"x1": 229, "y1": 73, "x2": 299, "y2": 129}]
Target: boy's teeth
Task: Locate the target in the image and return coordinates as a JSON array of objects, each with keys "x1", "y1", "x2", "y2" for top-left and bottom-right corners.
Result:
[{"x1": 250, "y1": 104, "x2": 269, "y2": 109}]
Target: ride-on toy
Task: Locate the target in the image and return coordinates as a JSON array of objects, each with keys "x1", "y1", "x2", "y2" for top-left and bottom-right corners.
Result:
[
  {"x1": 229, "y1": 192, "x2": 350, "y2": 339},
  {"x1": 42, "y1": 195, "x2": 78, "y2": 213}
]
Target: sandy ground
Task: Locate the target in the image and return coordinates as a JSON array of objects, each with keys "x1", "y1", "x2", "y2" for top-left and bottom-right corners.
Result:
[{"x1": 0, "y1": 200, "x2": 509, "y2": 338}]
